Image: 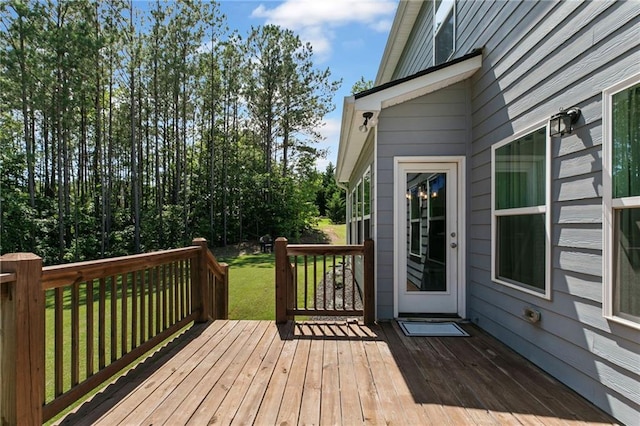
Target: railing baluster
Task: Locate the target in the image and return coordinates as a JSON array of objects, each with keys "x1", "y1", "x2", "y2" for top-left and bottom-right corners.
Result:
[
  {"x1": 72, "y1": 282, "x2": 80, "y2": 386},
  {"x1": 186, "y1": 260, "x2": 191, "y2": 314},
  {"x1": 313, "y1": 256, "x2": 317, "y2": 310},
  {"x1": 303, "y1": 255, "x2": 308, "y2": 310},
  {"x1": 178, "y1": 261, "x2": 186, "y2": 319},
  {"x1": 323, "y1": 255, "x2": 327, "y2": 310},
  {"x1": 351, "y1": 255, "x2": 356, "y2": 311},
  {"x1": 332, "y1": 255, "x2": 336, "y2": 311},
  {"x1": 148, "y1": 268, "x2": 154, "y2": 339},
  {"x1": 55, "y1": 287, "x2": 63, "y2": 396},
  {"x1": 155, "y1": 266, "x2": 161, "y2": 334},
  {"x1": 293, "y1": 256, "x2": 298, "y2": 310},
  {"x1": 110, "y1": 276, "x2": 117, "y2": 363},
  {"x1": 169, "y1": 262, "x2": 175, "y2": 325},
  {"x1": 121, "y1": 273, "x2": 128, "y2": 357},
  {"x1": 342, "y1": 255, "x2": 346, "y2": 311},
  {"x1": 131, "y1": 271, "x2": 138, "y2": 349},
  {"x1": 162, "y1": 264, "x2": 167, "y2": 330},
  {"x1": 99, "y1": 278, "x2": 106, "y2": 369},
  {"x1": 140, "y1": 270, "x2": 146, "y2": 344},
  {"x1": 87, "y1": 279, "x2": 94, "y2": 377}
]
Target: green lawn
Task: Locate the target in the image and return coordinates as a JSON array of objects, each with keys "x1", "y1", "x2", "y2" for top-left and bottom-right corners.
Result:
[{"x1": 221, "y1": 253, "x2": 276, "y2": 320}]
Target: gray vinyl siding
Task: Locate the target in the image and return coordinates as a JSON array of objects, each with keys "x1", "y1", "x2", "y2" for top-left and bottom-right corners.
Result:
[
  {"x1": 376, "y1": 81, "x2": 469, "y2": 319},
  {"x1": 376, "y1": 0, "x2": 640, "y2": 423}
]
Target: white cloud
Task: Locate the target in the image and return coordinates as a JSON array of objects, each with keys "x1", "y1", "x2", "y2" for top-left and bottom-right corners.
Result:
[
  {"x1": 251, "y1": 0, "x2": 397, "y2": 62},
  {"x1": 370, "y1": 18, "x2": 393, "y2": 32}
]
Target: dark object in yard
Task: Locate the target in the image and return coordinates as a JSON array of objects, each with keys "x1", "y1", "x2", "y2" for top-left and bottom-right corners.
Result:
[{"x1": 259, "y1": 235, "x2": 273, "y2": 253}]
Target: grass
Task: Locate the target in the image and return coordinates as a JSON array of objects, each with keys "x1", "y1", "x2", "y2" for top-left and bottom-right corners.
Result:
[{"x1": 221, "y1": 253, "x2": 276, "y2": 320}]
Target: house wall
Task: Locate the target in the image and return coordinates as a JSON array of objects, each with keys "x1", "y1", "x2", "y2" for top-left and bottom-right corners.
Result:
[
  {"x1": 376, "y1": 81, "x2": 469, "y2": 319},
  {"x1": 384, "y1": 1, "x2": 640, "y2": 423}
]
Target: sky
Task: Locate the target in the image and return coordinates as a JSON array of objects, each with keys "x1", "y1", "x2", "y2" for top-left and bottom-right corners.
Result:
[{"x1": 217, "y1": 0, "x2": 399, "y2": 170}]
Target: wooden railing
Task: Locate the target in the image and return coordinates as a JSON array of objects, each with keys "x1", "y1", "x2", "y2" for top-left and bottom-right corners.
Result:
[
  {"x1": 0, "y1": 238, "x2": 228, "y2": 425},
  {"x1": 275, "y1": 237, "x2": 374, "y2": 325}
]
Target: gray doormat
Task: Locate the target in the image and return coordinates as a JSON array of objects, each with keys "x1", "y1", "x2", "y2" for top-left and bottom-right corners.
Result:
[{"x1": 398, "y1": 321, "x2": 469, "y2": 337}]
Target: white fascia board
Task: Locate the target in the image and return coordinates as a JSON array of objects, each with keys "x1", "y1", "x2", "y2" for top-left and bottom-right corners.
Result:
[{"x1": 336, "y1": 96, "x2": 356, "y2": 183}]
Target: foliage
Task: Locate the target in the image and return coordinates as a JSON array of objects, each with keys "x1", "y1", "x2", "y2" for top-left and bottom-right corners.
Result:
[
  {"x1": 351, "y1": 76, "x2": 374, "y2": 94},
  {"x1": 0, "y1": 0, "x2": 342, "y2": 263},
  {"x1": 316, "y1": 163, "x2": 346, "y2": 223}
]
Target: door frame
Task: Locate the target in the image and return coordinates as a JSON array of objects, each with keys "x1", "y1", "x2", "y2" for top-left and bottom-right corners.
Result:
[{"x1": 393, "y1": 156, "x2": 466, "y2": 318}]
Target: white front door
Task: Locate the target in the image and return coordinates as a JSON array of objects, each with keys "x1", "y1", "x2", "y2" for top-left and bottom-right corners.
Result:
[{"x1": 395, "y1": 160, "x2": 462, "y2": 315}]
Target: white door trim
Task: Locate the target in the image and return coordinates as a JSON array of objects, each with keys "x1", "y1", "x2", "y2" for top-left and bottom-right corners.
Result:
[{"x1": 393, "y1": 156, "x2": 466, "y2": 318}]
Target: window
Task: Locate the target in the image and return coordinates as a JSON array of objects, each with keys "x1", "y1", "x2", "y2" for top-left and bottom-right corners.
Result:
[
  {"x1": 348, "y1": 168, "x2": 372, "y2": 244},
  {"x1": 363, "y1": 170, "x2": 371, "y2": 240},
  {"x1": 434, "y1": 0, "x2": 455, "y2": 65},
  {"x1": 492, "y1": 127, "x2": 550, "y2": 298},
  {"x1": 603, "y1": 75, "x2": 640, "y2": 328}
]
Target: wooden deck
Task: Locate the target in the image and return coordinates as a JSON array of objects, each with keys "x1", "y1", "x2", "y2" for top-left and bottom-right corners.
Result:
[{"x1": 57, "y1": 320, "x2": 617, "y2": 425}]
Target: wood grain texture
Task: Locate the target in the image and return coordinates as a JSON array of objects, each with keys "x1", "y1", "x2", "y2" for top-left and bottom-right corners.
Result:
[{"x1": 55, "y1": 320, "x2": 617, "y2": 426}]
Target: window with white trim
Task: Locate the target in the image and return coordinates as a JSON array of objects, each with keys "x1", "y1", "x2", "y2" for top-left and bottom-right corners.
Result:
[
  {"x1": 348, "y1": 168, "x2": 372, "y2": 244},
  {"x1": 434, "y1": 0, "x2": 455, "y2": 65},
  {"x1": 603, "y1": 75, "x2": 640, "y2": 328},
  {"x1": 492, "y1": 127, "x2": 550, "y2": 297}
]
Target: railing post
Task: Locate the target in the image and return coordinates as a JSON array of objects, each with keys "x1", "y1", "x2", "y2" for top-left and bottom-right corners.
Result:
[
  {"x1": 0, "y1": 253, "x2": 44, "y2": 425},
  {"x1": 192, "y1": 238, "x2": 210, "y2": 323},
  {"x1": 363, "y1": 239, "x2": 375, "y2": 325},
  {"x1": 275, "y1": 237, "x2": 291, "y2": 324},
  {"x1": 215, "y1": 263, "x2": 229, "y2": 320}
]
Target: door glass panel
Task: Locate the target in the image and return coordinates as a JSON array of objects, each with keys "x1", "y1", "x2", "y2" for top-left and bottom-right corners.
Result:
[{"x1": 406, "y1": 173, "x2": 447, "y2": 292}]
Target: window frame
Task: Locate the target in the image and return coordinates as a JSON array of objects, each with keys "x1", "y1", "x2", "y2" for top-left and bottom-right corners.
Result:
[
  {"x1": 491, "y1": 122, "x2": 552, "y2": 299},
  {"x1": 433, "y1": 0, "x2": 456, "y2": 65},
  {"x1": 602, "y1": 72, "x2": 640, "y2": 330},
  {"x1": 348, "y1": 167, "x2": 372, "y2": 245}
]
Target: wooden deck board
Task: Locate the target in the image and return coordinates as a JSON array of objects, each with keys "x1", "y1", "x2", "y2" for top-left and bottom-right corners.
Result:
[{"x1": 58, "y1": 320, "x2": 618, "y2": 426}]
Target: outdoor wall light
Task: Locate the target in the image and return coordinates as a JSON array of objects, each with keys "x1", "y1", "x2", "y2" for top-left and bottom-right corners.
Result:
[
  {"x1": 358, "y1": 112, "x2": 374, "y2": 133},
  {"x1": 549, "y1": 106, "x2": 581, "y2": 137}
]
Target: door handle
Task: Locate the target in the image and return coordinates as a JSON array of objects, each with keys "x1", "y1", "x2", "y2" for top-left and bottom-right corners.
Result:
[{"x1": 450, "y1": 242, "x2": 458, "y2": 248}]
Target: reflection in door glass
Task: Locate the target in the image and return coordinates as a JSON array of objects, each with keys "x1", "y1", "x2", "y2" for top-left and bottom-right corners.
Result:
[{"x1": 406, "y1": 173, "x2": 446, "y2": 292}]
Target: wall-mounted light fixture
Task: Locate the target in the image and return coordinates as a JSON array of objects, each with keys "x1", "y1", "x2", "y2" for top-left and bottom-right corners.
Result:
[
  {"x1": 359, "y1": 112, "x2": 374, "y2": 133},
  {"x1": 549, "y1": 106, "x2": 581, "y2": 137}
]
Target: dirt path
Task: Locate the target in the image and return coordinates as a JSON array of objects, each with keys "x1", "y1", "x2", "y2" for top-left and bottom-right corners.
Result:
[{"x1": 322, "y1": 226, "x2": 342, "y2": 245}]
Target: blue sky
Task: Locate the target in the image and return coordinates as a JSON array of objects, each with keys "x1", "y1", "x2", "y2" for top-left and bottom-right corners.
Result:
[{"x1": 217, "y1": 0, "x2": 399, "y2": 170}]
